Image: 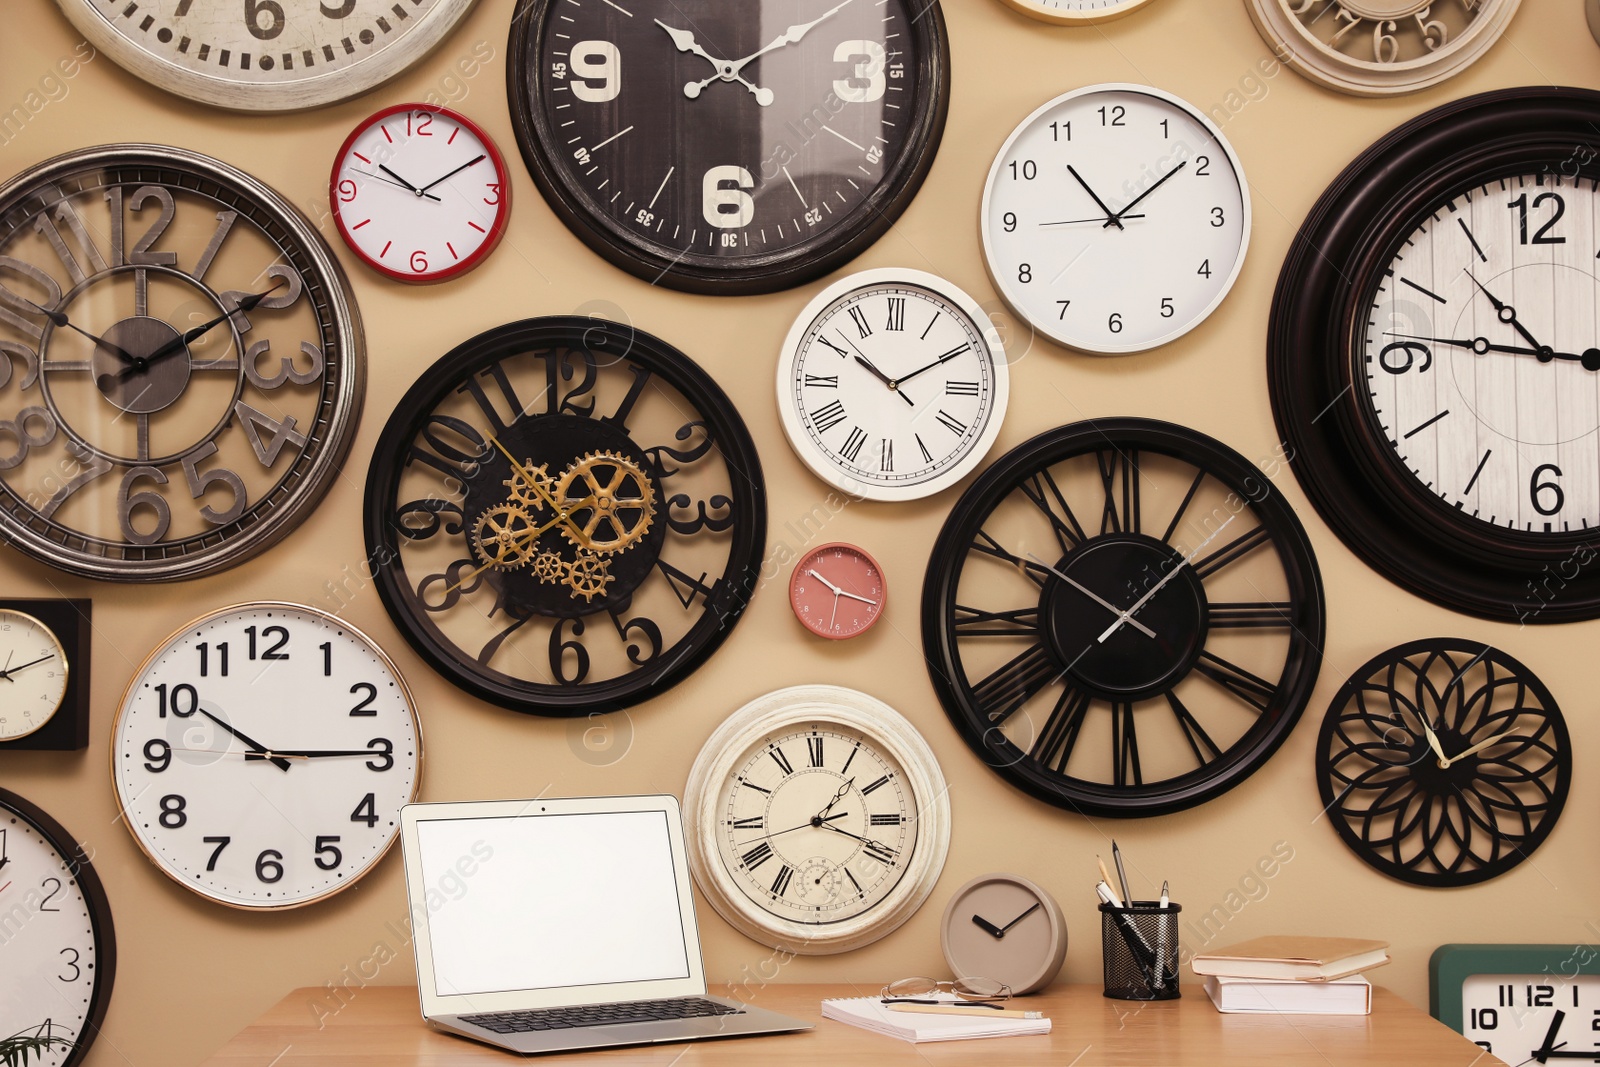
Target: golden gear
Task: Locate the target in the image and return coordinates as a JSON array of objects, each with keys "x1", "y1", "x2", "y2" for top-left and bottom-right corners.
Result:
[
  {"x1": 564, "y1": 550, "x2": 614, "y2": 602},
  {"x1": 471, "y1": 505, "x2": 540, "y2": 569},
  {"x1": 530, "y1": 551, "x2": 566, "y2": 584},
  {"x1": 502, "y1": 461, "x2": 555, "y2": 509},
  {"x1": 554, "y1": 451, "x2": 656, "y2": 554}
]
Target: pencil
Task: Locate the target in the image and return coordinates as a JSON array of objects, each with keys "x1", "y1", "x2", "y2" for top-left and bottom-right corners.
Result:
[
  {"x1": 885, "y1": 1003, "x2": 1045, "y2": 1020},
  {"x1": 1097, "y1": 857, "x2": 1123, "y2": 907}
]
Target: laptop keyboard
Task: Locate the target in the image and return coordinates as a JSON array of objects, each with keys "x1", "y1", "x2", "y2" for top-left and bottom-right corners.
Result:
[{"x1": 462, "y1": 998, "x2": 745, "y2": 1033}]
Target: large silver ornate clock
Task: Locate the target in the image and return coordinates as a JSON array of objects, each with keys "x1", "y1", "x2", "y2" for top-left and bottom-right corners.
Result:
[{"x1": 0, "y1": 145, "x2": 363, "y2": 582}]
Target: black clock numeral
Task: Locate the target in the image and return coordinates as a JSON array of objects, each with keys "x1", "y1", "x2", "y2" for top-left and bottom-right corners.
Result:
[
  {"x1": 348, "y1": 682, "x2": 378, "y2": 716},
  {"x1": 256, "y1": 849, "x2": 285, "y2": 884},
  {"x1": 1470, "y1": 1008, "x2": 1498, "y2": 1031},
  {"x1": 59, "y1": 948, "x2": 81, "y2": 983},
  {"x1": 946, "y1": 381, "x2": 979, "y2": 396},
  {"x1": 861, "y1": 775, "x2": 891, "y2": 795},
  {"x1": 973, "y1": 644, "x2": 1060, "y2": 725},
  {"x1": 143, "y1": 738, "x2": 172, "y2": 773},
  {"x1": 1510, "y1": 191, "x2": 1566, "y2": 245},
  {"x1": 970, "y1": 529, "x2": 1051, "y2": 587},
  {"x1": 1098, "y1": 105, "x2": 1126, "y2": 126},
  {"x1": 840, "y1": 744, "x2": 859, "y2": 776},
  {"x1": 845, "y1": 868, "x2": 864, "y2": 897},
  {"x1": 916, "y1": 434, "x2": 934, "y2": 464},
  {"x1": 1197, "y1": 259, "x2": 1212, "y2": 278},
  {"x1": 740, "y1": 779, "x2": 772, "y2": 795},
  {"x1": 1030, "y1": 684, "x2": 1092, "y2": 774},
  {"x1": 1192, "y1": 652, "x2": 1276, "y2": 713},
  {"x1": 810, "y1": 399, "x2": 848, "y2": 434},
  {"x1": 656, "y1": 559, "x2": 718, "y2": 609},
  {"x1": 731, "y1": 816, "x2": 764, "y2": 829},
  {"x1": 742, "y1": 842, "x2": 774, "y2": 870},
  {"x1": 155, "y1": 682, "x2": 199, "y2": 719},
  {"x1": 549, "y1": 619, "x2": 591, "y2": 686},
  {"x1": 33, "y1": 200, "x2": 109, "y2": 285},
  {"x1": 848, "y1": 306, "x2": 873, "y2": 339},
  {"x1": 407, "y1": 415, "x2": 490, "y2": 483},
  {"x1": 771, "y1": 864, "x2": 794, "y2": 896},
  {"x1": 159, "y1": 794, "x2": 187, "y2": 829},
  {"x1": 769, "y1": 746, "x2": 794, "y2": 776},
  {"x1": 38, "y1": 877, "x2": 62, "y2": 912},
  {"x1": 455, "y1": 362, "x2": 526, "y2": 437},
  {"x1": 601, "y1": 364, "x2": 653, "y2": 433},
  {"x1": 320, "y1": 642, "x2": 334, "y2": 676},
  {"x1": 880, "y1": 439, "x2": 894, "y2": 472},
  {"x1": 840, "y1": 426, "x2": 868, "y2": 463},
  {"x1": 1096, "y1": 448, "x2": 1140, "y2": 534},
  {"x1": 804, "y1": 374, "x2": 839, "y2": 388},
  {"x1": 1019, "y1": 470, "x2": 1088, "y2": 553},
  {"x1": 935, "y1": 409, "x2": 967, "y2": 436},
  {"x1": 1531, "y1": 464, "x2": 1565, "y2": 516},
  {"x1": 203, "y1": 836, "x2": 230, "y2": 871},
  {"x1": 807, "y1": 736, "x2": 825, "y2": 767},
  {"x1": 365, "y1": 738, "x2": 395, "y2": 772},
  {"x1": 245, "y1": 624, "x2": 289, "y2": 662},
  {"x1": 1191, "y1": 525, "x2": 1271, "y2": 580},
  {"x1": 816, "y1": 334, "x2": 850, "y2": 359},
  {"x1": 1112, "y1": 702, "x2": 1141, "y2": 788},
  {"x1": 863, "y1": 840, "x2": 898, "y2": 865},
  {"x1": 1166, "y1": 692, "x2": 1223, "y2": 768},
  {"x1": 885, "y1": 297, "x2": 905, "y2": 332},
  {"x1": 351, "y1": 793, "x2": 379, "y2": 828},
  {"x1": 869, "y1": 814, "x2": 901, "y2": 826},
  {"x1": 315, "y1": 836, "x2": 343, "y2": 870}
]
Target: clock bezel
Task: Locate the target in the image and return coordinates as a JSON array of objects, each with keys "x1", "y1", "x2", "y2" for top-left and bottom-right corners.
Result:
[
  {"x1": 1430, "y1": 943, "x2": 1600, "y2": 1036},
  {"x1": 0, "y1": 787, "x2": 118, "y2": 1067},
  {"x1": 683, "y1": 685, "x2": 951, "y2": 955},
  {"x1": 504, "y1": 0, "x2": 951, "y2": 296},
  {"x1": 991, "y1": 0, "x2": 1160, "y2": 26},
  {"x1": 1269, "y1": 87, "x2": 1600, "y2": 622}
]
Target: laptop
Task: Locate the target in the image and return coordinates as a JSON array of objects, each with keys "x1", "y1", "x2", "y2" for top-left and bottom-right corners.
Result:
[{"x1": 398, "y1": 795, "x2": 813, "y2": 1055}]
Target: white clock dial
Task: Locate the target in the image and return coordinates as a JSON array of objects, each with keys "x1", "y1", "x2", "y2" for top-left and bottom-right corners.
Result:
[
  {"x1": 777, "y1": 268, "x2": 1009, "y2": 502},
  {"x1": 0, "y1": 611, "x2": 68, "y2": 741},
  {"x1": 0, "y1": 791, "x2": 115, "y2": 1067},
  {"x1": 982, "y1": 84, "x2": 1250, "y2": 355},
  {"x1": 993, "y1": 0, "x2": 1160, "y2": 25},
  {"x1": 1461, "y1": 974, "x2": 1600, "y2": 1061},
  {"x1": 1363, "y1": 173, "x2": 1600, "y2": 534},
  {"x1": 53, "y1": 0, "x2": 481, "y2": 112},
  {"x1": 112, "y1": 603, "x2": 421, "y2": 909},
  {"x1": 331, "y1": 104, "x2": 511, "y2": 283}
]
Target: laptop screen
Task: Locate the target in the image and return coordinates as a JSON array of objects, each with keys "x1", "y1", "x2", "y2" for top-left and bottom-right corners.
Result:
[{"x1": 414, "y1": 809, "x2": 694, "y2": 998}]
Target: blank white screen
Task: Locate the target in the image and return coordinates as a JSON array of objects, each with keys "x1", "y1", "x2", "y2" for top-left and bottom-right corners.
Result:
[{"x1": 415, "y1": 810, "x2": 691, "y2": 997}]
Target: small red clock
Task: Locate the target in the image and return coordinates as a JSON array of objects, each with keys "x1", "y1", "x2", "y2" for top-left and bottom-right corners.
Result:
[
  {"x1": 789, "y1": 543, "x2": 887, "y2": 640},
  {"x1": 330, "y1": 103, "x2": 511, "y2": 284}
]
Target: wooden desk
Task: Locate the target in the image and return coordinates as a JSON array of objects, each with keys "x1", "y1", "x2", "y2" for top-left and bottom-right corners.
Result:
[{"x1": 201, "y1": 984, "x2": 1501, "y2": 1066}]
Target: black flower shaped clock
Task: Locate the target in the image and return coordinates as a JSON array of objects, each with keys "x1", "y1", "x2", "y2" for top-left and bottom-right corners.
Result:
[{"x1": 1315, "y1": 640, "x2": 1570, "y2": 888}]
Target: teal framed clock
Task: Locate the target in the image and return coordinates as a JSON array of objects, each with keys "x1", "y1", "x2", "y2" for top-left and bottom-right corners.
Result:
[{"x1": 1432, "y1": 944, "x2": 1600, "y2": 1061}]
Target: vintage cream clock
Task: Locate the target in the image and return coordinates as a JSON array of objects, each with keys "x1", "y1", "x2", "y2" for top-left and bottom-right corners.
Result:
[
  {"x1": 684, "y1": 686, "x2": 950, "y2": 955},
  {"x1": 994, "y1": 0, "x2": 1161, "y2": 25}
]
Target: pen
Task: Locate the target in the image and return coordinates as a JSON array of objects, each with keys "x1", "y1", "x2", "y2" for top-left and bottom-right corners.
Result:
[
  {"x1": 885, "y1": 1003, "x2": 1045, "y2": 1020},
  {"x1": 1112, "y1": 840, "x2": 1133, "y2": 907},
  {"x1": 1155, "y1": 880, "x2": 1171, "y2": 991},
  {"x1": 1097, "y1": 857, "x2": 1123, "y2": 907}
]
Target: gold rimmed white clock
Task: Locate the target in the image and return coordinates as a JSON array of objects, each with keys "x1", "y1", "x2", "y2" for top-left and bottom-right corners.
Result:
[
  {"x1": 0, "y1": 609, "x2": 69, "y2": 741},
  {"x1": 994, "y1": 0, "x2": 1161, "y2": 25}
]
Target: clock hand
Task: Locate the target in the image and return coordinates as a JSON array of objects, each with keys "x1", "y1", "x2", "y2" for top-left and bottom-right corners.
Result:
[
  {"x1": 350, "y1": 168, "x2": 443, "y2": 202},
  {"x1": 1097, "y1": 514, "x2": 1236, "y2": 643},
  {"x1": 417, "y1": 154, "x2": 486, "y2": 194},
  {"x1": 828, "y1": 596, "x2": 839, "y2": 633},
  {"x1": 852, "y1": 354, "x2": 916, "y2": 407},
  {"x1": 1067, "y1": 165, "x2": 1124, "y2": 230},
  {"x1": 196, "y1": 709, "x2": 292, "y2": 772},
  {"x1": 837, "y1": 591, "x2": 879, "y2": 607},
  {"x1": 1440, "y1": 728, "x2": 1517, "y2": 768},
  {"x1": 1105, "y1": 161, "x2": 1187, "y2": 228},
  {"x1": 255, "y1": 747, "x2": 388, "y2": 759},
  {"x1": 816, "y1": 777, "x2": 855, "y2": 822},
  {"x1": 1384, "y1": 332, "x2": 1593, "y2": 367},
  {"x1": 1041, "y1": 213, "x2": 1146, "y2": 227},
  {"x1": 894, "y1": 344, "x2": 976, "y2": 389},
  {"x1": 99, "y1": 280, "x2": 287, "y2": 389},
  {"x1": 1465, "y1": 270, "x2": 1551, "y2": 356},
  {"x1": 16, "y1": 295, "x2": 139, "y2": 365},
  {"x1": 998, "y1": 901, "x2": 1042, "y2": 934},
  {"x1": 1418, "y1": 715, "x2": 1449, "y2": 767},
  {"x1": 654, "y1": 20, "x2": 774, "y2": 105},
  {"x1": 0, "y1": 653, "x2": 55, "y2": 681},
  {"x1": 807, "y1": 568, "x2": 846, "y2": 596},
  {"x1": 816, "y1": 820, "x2": 898, "y2": 856},
  {"x1": 378, "y1": 163, "x2": 428, "y2": 197},
  {"x1": 757, "y1": 811, "x2": 851, "y2": 843},
  {"x1": 1531, "y1": 1009, "x2": 1565, "y2": 1065},
  {"x1": 1026, "y1": 553, "x2": 1157, "y2": 638},
  {"x1": 728, "y1": 0, "x2": 857, "y2": 73},
  {"x1": 654, "y1": 20, "x2": 723, "y2": 70},
  {"x1": 972, "y1": 914, "x2": 1006, "y2": 939},
  {"x1": 486, "y1": 436, "x2": 593, "y2": 542}
]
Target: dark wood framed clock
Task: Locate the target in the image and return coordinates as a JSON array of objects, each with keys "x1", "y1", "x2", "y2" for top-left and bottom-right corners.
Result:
[
  {"x1": 505, "y1": 0, "x2": 950, "y2": 295},
  {"x1": 922, "y1": 418, "x2": 1324, "y2": 818},
  {"x1": 1269, "y1": 87, "x2": 1600, "y2": 623},
  {"x1": 1315, "y1": 640, "x2": 1569, "y2": 888},
  {"x1": 363, "y1": 317, "x2": 766, "y2": 716}
]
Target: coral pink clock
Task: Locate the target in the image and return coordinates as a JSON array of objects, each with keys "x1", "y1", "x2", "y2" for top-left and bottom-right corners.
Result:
[
  {"x1": 330, "y1": 103, "x2": 511, "y2": 284},
  {"x1": 790, "y1": 543, "x2": 886, "y2": 640}
]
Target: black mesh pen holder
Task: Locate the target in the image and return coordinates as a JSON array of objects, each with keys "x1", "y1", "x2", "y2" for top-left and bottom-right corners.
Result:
[{"x1": 1099, "y1": 901, "x2": 1181, "y2": 1001}]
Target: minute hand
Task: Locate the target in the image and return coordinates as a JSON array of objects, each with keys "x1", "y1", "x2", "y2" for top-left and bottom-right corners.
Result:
[
  {"x1": 1387, "y1": 332, "x2": 1593, "y2": 367},
  {"x1": 1105, "y1": 161, "x2": 1186, "y2": 228},
  {"x1": 730, "y1": 0, "x2": 857, "y2": 73},
  {"x1": 1097, "y1": 513, "x2": 1234, "y2": 643}
]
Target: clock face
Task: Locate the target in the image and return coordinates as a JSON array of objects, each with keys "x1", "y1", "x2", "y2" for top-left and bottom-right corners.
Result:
[
  {"x1": 53, "y1": 0, "x2": 481, "y2": 111},
  {"x1": 0, "y1": 789, "x2": 116, "y2": 1067},
  {"x1": 789, "y1": 543, "x2": 885, "y2": 639},
  {"x1": 684, "y1": 686, "x2": 950, "y2": 954},
  {"x1": 922, "y1": 418, "x2": 1325, "y2": 817},
  {"x1": 1361, "y1": 173, "x2": 1600, "y2": 534},
  {"x1": 940, "y1": 874, "x2": 1066, "y2": 995},
  {"x1": 982, "y1": 84, "x2": 1249, "y2": 354},
  {"x1": 1315, "y1": 640, "x2": 1569, "y2": 888},
  {"x1": 993, "y1": 0, "x2": 1159, "y2": 25},
  {"x1": 777, "y1": 269, "x2": 1008, "y2": 500},
  {"x1": 1461, "y1": 974, "x2": 1600, "y2": 1062},
  {"x1": 0, "y1": 610, "x2": 68, "y2": 741},
  {"x1": 364, "y1": 317, "x2": 766, "y2": 716},
  {"x1": 0, "y1": 145, "x2": 363, "y2": 582},
  {"x1": 331, "y1": 104, "x2": 511, "y2": 283},
  {"x1": 506, "y1": 0, "x2": 950, "y2": 294},
  {"x1": 112, "y1": 603, "x2": 421, "y2": 909}
]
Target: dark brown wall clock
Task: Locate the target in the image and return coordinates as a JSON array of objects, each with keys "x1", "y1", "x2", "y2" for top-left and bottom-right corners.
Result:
[
  {"x1": 1315, "y1": 640, "x2": 1569, "y2": 888},
  {"x1": 364, "y1": 317, "x2": 766, "y2": 716},
  {"x1": 922, "y1": 418, "x2": 1324, "y2": 818},
  {"x1": 505, "y1": 0, "x2": 950, "y2": 295},
  {"x1": 1269, "y1": 87, "x2": 1600, "y2": 623}
]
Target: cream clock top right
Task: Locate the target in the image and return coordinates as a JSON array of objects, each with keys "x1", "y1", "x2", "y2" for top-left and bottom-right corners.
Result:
[
  {"x1": 1244, "y1": 0, "x2": 1522, "y2": 97},
  {"x1": 995, "y1": 0, "x2": 1161, "y2": 24}
]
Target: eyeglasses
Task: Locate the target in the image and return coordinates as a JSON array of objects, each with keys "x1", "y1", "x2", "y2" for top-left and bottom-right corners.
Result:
[{"x1": 880, "y1": 976, "x2": 1012, "y2": 1007}]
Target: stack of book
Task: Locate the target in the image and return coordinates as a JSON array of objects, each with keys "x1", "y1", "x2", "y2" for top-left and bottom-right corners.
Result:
[{"x1": 1191, "y1": 936, "x2": 1391, "y2": 1016}]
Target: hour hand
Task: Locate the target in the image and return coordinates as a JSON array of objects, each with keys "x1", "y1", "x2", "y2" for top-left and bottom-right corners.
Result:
[
  {"x1": 972, "y1": 914, "x2": 1006, "y2": 939},
  {"x1": 654, "y1": 19, "x2": 719, "y2": 67},
  {"x1": 197, "y1": 708, "x2": 291, "y2": 772},
  {"x1": 853, "y1": 354, "x2": 915, "y2": 407}
]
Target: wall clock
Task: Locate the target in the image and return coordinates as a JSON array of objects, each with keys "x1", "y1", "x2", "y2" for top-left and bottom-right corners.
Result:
[
  {"x1": 1315, "y1": 640, "x2": 1568, "y2": 888},
  {"x1": 1432, "y1": 944, "x2": 1600, "y2": 1061},
  {"x1": 789, "y1": 543, "x2": 885, "y2": 640},
  {"x1": 776, "y1": 268, "x2": 1009, "y2": 500},
  {"x1": 982, "y1": 84, "x2": 1249, "y2": 355},
  {"x1": 1243, "y1": 0, "x2": 1522, "y2": 97},
  {"x1": 505, "y1": 0, "x2": 950, "y2": 295},
  {"x1": 922, "y1": 418, "x2": 1324, "y2": 818},
  {"x1": 0, "y1": 599, "x2": 90, "y2": 751},
  {"x1": 1269, "y1": 87, "x2": 1600, "y2": 622},
  {"x1": 993, "y1": 0, "x2": 1160, "y2": 25},
  {"x1": 683, "y1": 685, "x2": 950, "y2": 955},
  {"x1": 1590, "y1": 0, "x2": 1600, "y2": 50},
  {"x1": 940, "y1": 873, "x2": 1067, "y2": 995},
  {"x1": 0, "y1": 788, "x2": 116, "y2": 1067},
  {"x1": 364, "y1": 317, "x2": 766, "y2": 717},
  {"x1": 0, "y1": 144, "x2": 363, "y2": 583},
  {"x1": 111, "y1": 603, "x2": 421, "y2": 909},
  {"x1": 52, "y1": 0, "x2": 480, "y2": 112},
  {"x1": 330, "y1": 103, "x2": 511, "y2": 284}
]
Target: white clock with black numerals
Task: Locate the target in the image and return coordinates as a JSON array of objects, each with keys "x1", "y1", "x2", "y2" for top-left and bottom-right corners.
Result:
[
  {"x1": 982, "y1": 84, "x2": 1250, "y2": 355},
  {"x1": 777, "y1": 269, "x2": 1009, "y2": 502},
  {"x1": 111, "y1": 603, "x2": 421, "y2": 910}
]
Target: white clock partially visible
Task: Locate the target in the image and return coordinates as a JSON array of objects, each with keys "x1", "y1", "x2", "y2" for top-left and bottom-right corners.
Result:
[
  {"x1": 1461, "y1": 974, "x2": 1600, "y2": 1062},
  {"x1": 993, "y1": 0, "x2": 1161, "y2": 24},
  {"x1": 982, "y1": 84, "x2": 1250, "y2": 355},
  {"x1": 52, "y1": 0, "x2": 480, "y2": 111}
]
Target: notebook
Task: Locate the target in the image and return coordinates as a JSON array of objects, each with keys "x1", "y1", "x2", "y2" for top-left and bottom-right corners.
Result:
[
  {"x1": 1204, "y1": 974, "x2": 1373, "y2": 1015},
  {"x1": 398, "y1": 795, "x2": 812, "y2": 1055},
  {"x1": 1189, "y1": 936, "x2": 1390, "y2": 982},
  {"x1": 821, "y1": 995, "x2": 1051, "y2": 1043}
]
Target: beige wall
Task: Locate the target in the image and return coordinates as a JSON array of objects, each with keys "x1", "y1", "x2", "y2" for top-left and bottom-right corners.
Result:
[{"x1": 2, "y1": 1, "x2": 1598, "y2": 1063}]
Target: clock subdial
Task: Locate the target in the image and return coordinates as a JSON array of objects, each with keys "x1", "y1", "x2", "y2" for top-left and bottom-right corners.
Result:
[
  {"x1": 1363, "y1": 172, "x2": 1600, "y2": 534},
  {"x1": 983, "y1": 84, "x2": 1249, "y2": 354},
  {"x1": 720, "y1": 727, "x2": 913, "y2": 923}
]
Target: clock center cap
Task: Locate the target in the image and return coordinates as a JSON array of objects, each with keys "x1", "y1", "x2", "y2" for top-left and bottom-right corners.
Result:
[
  {"x1": 1043, "y1": 536, "x2": 1208, "y2": 702},
  {"x1": 92, "y1": 316, "x2": 191, "y2": 414}
]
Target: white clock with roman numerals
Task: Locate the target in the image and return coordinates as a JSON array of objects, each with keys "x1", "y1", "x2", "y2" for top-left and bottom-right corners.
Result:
[
  {"x1": 776, "y1": 268, "x2": 1009, "y2": 502},
  {"x1": 684, "y1": 686, "x2": 950, "y2": 955},
  {"x1": 112, "y1": 603, "x2": 422, "y2": 910}
]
